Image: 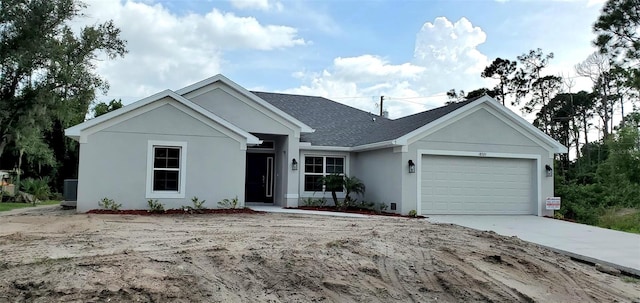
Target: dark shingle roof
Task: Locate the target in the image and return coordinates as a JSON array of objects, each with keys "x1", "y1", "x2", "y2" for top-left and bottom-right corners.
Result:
[{"x1": 252, "y1": 91, "x2": 480, "y2": 147}]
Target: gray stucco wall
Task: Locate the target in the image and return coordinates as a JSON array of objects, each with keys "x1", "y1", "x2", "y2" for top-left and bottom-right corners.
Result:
[
  {"x1": 404, "y1": 105, "x2": 556, "y2": 216},
  {"x1": 190, "y1": 88, "x2": 293, "y2": 135},
  {"x1": 76, "y1": 104, "x2": 246, "y2": 212},
  {"x1": 351, "y1": 148, "x2": 403, "y2": 212}
]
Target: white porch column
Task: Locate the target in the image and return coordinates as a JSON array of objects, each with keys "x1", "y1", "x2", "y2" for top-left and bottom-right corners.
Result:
[{"x1": 284, "y1": 135, "x2": 300, "y2": 207}]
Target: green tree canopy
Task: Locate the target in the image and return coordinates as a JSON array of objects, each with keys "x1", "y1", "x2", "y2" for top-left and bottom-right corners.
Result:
[
  {"x1": 594, "y1": 0, "x2": 640, "y2": 63},
  {"x1": 93, "y1": 99, "x2": 123, "y2": 117},
  {"x1": 0, "y1": 0, "x2": 127, "y2": 173},
  {"x1": 481, "y1": 57, "x2": 517, "y2": 106},
  {"x1": 593, "y1": 0, "x2": 640, "y2": 90}
]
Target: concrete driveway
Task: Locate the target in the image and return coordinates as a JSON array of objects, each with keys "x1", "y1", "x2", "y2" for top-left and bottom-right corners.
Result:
[{"x1": 427, "y1": 215, "x2": 640, "y2": 276}]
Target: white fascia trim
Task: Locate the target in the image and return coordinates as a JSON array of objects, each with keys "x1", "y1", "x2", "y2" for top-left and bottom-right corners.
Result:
[
  {"x1": 65, "y1": 89, "x2": 174, "y2": 139},
  {"x1": 65, "y1": 90, "x2": 260, "y2": 146},
  {"x1": 351, "y1": 140, "x2": 402, "y2": 152},
  {"x1": 191, "y1": 85, "x2": 301, "y2": 136},
  {"x1": 396, "y1": 96, "x2": 567, "y2": 154},
  {"x1": 146, "y1": 140, "x2": 188, "y2": 199},
  {"x1": 483, "y1": 98, "x2": 567, "y2": 153},
  {"x1": 175, "y1": 74, "x2": 315, "y2": 134},
  {"x1": 300, "y1": 145, "x2": 352, "y2": 151},
  {"x1": 298, "y1": 141, "x2": 405, "y2": 152},
  {"x1": 416, "y1": 149, "x2": 543, "y2": 217}
]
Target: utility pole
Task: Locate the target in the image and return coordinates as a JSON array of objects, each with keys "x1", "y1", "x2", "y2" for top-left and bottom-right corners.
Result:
[{"x1": 379, "y1": 96, "x2": 384, "y2": 117}]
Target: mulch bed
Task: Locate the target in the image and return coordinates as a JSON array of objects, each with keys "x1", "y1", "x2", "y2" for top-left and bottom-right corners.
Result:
[
  {"x1": 289, "y1": 206, "x2": 426, "y2": 219},
  {"x1": 86, "y1": 208, "x2": 261, "y2": 215}
]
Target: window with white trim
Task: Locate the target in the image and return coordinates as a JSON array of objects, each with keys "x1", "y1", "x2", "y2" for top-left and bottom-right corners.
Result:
[
  {"x1": 147, "y1": 141, "x2": 187, "y2": 198},
  {"x1": 304, "y1": 156, "x2": 345, "y2": 192}
]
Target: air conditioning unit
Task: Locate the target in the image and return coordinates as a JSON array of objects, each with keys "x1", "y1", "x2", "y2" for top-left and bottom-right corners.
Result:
[{"x1": 63, "y1": 179, "x2": 78, "y2": 201}]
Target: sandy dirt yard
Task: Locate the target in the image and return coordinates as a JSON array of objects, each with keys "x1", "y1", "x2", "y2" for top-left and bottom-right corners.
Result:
[{"x1": 0, "y1": 206, "x2": 638, "y2": 303}]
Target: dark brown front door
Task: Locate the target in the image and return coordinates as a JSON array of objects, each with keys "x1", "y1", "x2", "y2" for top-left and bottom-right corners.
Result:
[{"x1": 245, "y1": 153, "x2": 274, "y2": 203}]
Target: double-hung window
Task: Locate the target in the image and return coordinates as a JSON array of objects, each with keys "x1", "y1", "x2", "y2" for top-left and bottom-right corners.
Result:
[
  {"x1": 304, "y1": 156, "x2": 345, "y2": 192},
  {"x1": 153, "y1": 147, "x2": 180, "y2": 191},
  {"x1": 146, "y1": 141, "x2": 187, "y2": 198}
]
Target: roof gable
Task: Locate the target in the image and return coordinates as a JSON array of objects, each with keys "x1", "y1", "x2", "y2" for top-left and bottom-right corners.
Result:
[
  {"x1": 176, "y1": 74, "x2": 314, "y2": 134},
  {"x1": 65, "y1": 90, "x2": 261, "y2": 146},
  {"x1": 395, "y1": 95, "x2": 567, "y2": 153}
]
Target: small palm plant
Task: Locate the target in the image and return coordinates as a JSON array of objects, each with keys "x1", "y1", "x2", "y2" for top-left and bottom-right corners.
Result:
[
  {"x1": 343, "y1": 176, "x2": 365, "y2": 207},
  {"x1": 320, "y1": 173, "x2": 344, "y2": 208},
  {"x1": 320, "y1": 174, "x2": 366, "y2": 209}
]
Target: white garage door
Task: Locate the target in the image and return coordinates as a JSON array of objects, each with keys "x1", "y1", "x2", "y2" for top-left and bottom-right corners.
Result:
[{"x1": 420, "y1": 155, "x2": 535, "y2": 215}]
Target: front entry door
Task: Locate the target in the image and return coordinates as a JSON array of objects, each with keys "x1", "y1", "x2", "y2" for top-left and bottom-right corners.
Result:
[{"x1": 245, "y1": 153, "x2": 275, "y2": 203}]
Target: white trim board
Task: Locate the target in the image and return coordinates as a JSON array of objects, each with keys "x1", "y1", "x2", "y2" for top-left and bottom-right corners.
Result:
[
  {"x1": 175, "y1": 74, "x2": 315, "y2": 134},
  {"x1": 416, "y1": 149, "x2": 542, "y2": 216},
  {"x1": 65, "y1": 90, "x2": 260, "y2": 148},
  {"x1": 399, "y1": 96, "x2": 567, "y2": 154}
]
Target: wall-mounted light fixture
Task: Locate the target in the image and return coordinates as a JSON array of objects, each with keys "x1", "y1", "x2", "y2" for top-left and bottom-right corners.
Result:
[
  {"x1": 545, "y1": 164, "x2": 553, "y2": 177},
  {"x1": 292, "y1": 158, "x2": 298, "y2": 171},
  {"x1": 408, "y1": 160, "x2": 416, "y2": 173}
]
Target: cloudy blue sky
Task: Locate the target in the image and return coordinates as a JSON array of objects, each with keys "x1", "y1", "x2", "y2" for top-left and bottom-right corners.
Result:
[{"x1": 80, "y1": 0, "x2": 606, "y2": 118}]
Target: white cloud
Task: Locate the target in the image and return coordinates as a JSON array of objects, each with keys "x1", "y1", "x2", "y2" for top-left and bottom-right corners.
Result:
[
  {"x1": 332, "y1": 55, "x2": 425, "y2": 83},
  {"x1": 414, "y1": 17, "x2": 488, "y2": 74},
  {"x1": 230, "y1": 0, "x2": 283, "y2": 11},
  {"x1": 77, "y1": 0, "x2": 305, "y2": 102},
  {"x1": 284, "y1": 17, "x2": 492, "y2": 118}
]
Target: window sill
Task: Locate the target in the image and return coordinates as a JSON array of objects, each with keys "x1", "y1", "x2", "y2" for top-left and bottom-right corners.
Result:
[{"x1": 146, "y1": 191, "x2": 186, "y2": 199}]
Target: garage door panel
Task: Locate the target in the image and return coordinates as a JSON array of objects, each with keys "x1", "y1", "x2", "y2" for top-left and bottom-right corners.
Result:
[{"x1": 421, "y1": 155, "x2": 535, "y2": 215}]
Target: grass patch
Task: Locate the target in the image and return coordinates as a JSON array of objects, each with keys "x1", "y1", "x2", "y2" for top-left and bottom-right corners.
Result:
[
  {"x1": 597, "y1": 208, "x2": 640, "y2": 234},
  {"x1": 621, "y1": 276, "x2": 639, "y2": 284},
  {"x1": 0, "y1": 200, "x2": 60, "y2": 212}
]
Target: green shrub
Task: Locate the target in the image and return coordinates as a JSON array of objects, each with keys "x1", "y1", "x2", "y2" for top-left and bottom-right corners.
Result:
[
  {"x1": 191, "y1": 196, "x2": 207, "y2": 210},
  {"x1": 147, "y1": 199, "x2": 165, "y2": 213},
  {"x1": 378, "y1": 202, "x2": 389, "y2": 212},
  {"x1": 353, "y1": 200, "x2": 375, "y2": 211},
  {"x1": 98, "y1": 197, "x2": 121, "y2": 210},
  {"x1": 555, "y1": 182, "x2": 602, "y2": 225},
  {"x1": 217, "y1": 196, "x2": 238, "y2": 209},
  {"x1": 302, "y1": 197, "x2": 326, "y2": 207},
  {"x1": 20, "y1": 178, "x2": 50, "y2": 200},
  {"x1": 408, "y1": 210, "x2": 417, "y2": 217},
  {"x1": 182, "y1": 196, "x2": 207, "y2": 213},
  {"x1": 343, "y1": 176, "x2": 365, "y2": 207}
]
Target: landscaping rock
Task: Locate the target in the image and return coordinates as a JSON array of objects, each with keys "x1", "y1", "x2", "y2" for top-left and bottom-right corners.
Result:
[
  {"x1": 595, "y1": 263, "x2": 621, "y2": 276},
  {"x1": 15, "y1": 192, "x2": 39, "y2": 204}
]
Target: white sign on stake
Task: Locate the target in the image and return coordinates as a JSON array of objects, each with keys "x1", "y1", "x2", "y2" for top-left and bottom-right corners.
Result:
[{"x1": 546, "y1": 197, "x2": 561, "y2": 210}]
